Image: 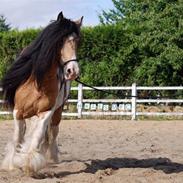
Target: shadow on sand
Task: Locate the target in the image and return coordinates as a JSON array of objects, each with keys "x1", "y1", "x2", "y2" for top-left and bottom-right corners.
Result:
[{"x1": 33, "y1": 157, "x2": 183, "y2": 179}]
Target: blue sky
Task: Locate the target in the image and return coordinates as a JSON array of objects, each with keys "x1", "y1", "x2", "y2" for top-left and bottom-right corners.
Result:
[{"x1": 0, "y1": 0, "x2": 114, "y2": 30}]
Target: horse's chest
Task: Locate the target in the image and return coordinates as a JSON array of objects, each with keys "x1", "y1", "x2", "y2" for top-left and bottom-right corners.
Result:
[{"x1": 14, "y1": 76, "x2": 70, "y2": 120}]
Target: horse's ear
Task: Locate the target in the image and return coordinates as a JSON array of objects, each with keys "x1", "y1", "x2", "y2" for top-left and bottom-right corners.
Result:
[
  {"x1": 57, "y1": 11, "x2": 64, "y2": 21},
  {"x1": 75, "y1": 16, "x2": 83, "y2": 27}
]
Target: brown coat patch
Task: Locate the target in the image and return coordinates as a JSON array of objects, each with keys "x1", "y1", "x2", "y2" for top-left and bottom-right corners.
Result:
[{"x1": 14, "y1": 64, "x2": 59, "y2": 120}]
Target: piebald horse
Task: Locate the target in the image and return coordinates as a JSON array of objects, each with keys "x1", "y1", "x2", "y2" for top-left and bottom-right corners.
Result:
[{"x1": 1, "y1": 12, "x2": 83, "y2": 174}]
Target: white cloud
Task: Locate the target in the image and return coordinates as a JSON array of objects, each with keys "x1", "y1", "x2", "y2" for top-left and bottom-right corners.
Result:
[{"x1": 0, "y1": 0, "x2": 114, "y2": 30}]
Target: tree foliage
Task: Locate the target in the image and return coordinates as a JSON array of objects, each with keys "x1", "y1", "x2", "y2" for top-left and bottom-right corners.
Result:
[
  {"x1": 0, "y1": 29, "x2": 39, "y2": 78},
  {"x1": 99, "y1": 0, "x2": 183, "y2": 86},
  {"x1": 0, "y1": 1, "x2": 182, "y2": 92},
  {"x1": 0, "y1": 15, "x2": 11, "y2": 32}
]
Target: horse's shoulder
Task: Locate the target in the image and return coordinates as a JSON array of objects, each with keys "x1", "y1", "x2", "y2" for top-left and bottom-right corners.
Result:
[{"x1": 14, "y1": 76, "x2": 59, "y2": 119}]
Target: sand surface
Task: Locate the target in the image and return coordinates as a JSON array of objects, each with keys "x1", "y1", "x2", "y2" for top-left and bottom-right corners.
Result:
[{"x1": 0, "y1": 120, "x2": 183, "y2": 183}]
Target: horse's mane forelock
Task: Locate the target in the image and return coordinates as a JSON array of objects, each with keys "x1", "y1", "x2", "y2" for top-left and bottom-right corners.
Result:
[{"x1": 2, "y1": 17, "x2": 80, "y2": 107}]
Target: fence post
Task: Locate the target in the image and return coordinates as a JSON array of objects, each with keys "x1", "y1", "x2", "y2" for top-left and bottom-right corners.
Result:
[
  {"x1": 131, "y1": 83, "x2": 137, "y2": 120},
  {"x1": 77, "y1": 83, "x2": 83, "y2": 118}
]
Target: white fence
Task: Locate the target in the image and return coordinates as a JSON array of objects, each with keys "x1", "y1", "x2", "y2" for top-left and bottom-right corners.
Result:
[
  {"x1": 0, "y1": 83, "x2": 183, "y2": 120},
  {"x1": 63, "y1": 83, "x2": 183, "y2": 120}
]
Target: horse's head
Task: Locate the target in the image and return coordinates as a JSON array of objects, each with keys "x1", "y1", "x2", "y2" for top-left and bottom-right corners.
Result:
[
  {"x1": 58, "y1": 12, "x2": 83, "y2": 81},
  {"x1": 16, "y1": 12, "x2": 83, "y2": 87}
]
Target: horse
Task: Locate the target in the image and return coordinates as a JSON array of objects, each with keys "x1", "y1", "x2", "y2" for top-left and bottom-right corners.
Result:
[{"x1": 1, "y1": 12, "x2": 83, "y2": 174}]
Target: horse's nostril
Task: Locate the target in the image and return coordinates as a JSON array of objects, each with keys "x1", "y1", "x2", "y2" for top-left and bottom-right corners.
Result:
[{"x1": 67, "y1": 68, "x2": 71, "y2": 74}]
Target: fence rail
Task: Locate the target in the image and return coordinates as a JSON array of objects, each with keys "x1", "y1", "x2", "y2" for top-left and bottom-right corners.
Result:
[{"x1": 0, "y1": 83, "x2": 183, "y2": 120}]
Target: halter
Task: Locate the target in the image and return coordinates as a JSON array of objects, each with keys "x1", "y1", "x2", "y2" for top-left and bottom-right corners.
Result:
[
  {"x1": 57, "y1": 59, "x2": 79, "y2": 102},
  {"x1": 58, "y1": 58, "x2": 79, "y2": 90},
  {"x1": 63, "y1": 59, "x2": 79, "y2": 66},
  {"x1": 58, "y1": 58, "x2": 79, "y2": 79}
]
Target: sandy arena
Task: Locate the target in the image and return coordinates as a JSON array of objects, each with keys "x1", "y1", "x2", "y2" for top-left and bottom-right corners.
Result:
[{"x1": 0, "y1": 119, "x2": 183, "y2": 183}]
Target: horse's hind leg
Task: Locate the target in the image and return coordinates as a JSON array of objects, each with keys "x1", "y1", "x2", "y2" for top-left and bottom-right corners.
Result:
[{"x1": 1, "y1": 110, "x2": 26, "y2": 170}]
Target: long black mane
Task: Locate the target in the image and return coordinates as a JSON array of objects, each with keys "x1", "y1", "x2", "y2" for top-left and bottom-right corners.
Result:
[{"x1": 2, "y1": 13, "x2": 80, "y2": 107}]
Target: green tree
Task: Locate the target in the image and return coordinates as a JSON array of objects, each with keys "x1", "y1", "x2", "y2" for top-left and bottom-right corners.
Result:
[
  {"x1": 0, "y1": 15, "x2": 11, "y2": 32},
  {"x1": 99, "y1": 0, "x2": 183, "y2": 86},
  {"x1": 99, "y1": 0, "x2": 128, "y2": 24}
]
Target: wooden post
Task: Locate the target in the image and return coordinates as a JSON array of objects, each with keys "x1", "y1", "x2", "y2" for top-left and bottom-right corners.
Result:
[
  {"x1": 77, "y1": 83, "x2": 83, "y2": 118},
  {"x1": 131, "y1": 83, "x2": 137, "y2": 120}
]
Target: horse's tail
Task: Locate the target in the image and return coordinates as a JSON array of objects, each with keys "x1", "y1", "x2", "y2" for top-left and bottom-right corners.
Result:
[{"x1": 2, "y1": 54, "x2": 33, "y2": 108}]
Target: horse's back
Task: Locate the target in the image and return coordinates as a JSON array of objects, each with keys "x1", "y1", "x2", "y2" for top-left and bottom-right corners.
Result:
[{"x1": 14, "y1": 76, "x2": 59, "y2": 120}]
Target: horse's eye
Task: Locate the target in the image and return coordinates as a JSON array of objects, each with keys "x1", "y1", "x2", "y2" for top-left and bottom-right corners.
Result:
[
  {"x1": 76, "y1": 38, "x2": 80, "y2": 42},
  {"x1": 67, "y1": 38, "x2": 73, "y2": 43}
]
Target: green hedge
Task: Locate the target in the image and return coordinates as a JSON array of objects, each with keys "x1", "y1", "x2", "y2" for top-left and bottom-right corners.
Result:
[
  {"x1": 0, "y1": 29, "x2": 40, "y2": 79},
  {"x1": 0, "y1": 24, "x2": 182, "y2": 89}
]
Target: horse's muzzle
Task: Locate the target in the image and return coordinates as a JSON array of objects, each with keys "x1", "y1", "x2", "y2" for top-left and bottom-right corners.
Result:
[{"x1": 64, "y1": 60, "x2": 80, "y2": 80}]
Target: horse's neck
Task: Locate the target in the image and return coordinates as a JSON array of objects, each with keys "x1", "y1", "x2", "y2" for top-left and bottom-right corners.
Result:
[
  {"x1": 39, "y1": 62, "x2": 61, "y2": 92},
  {"x1": 44, "y1": 62, "x2": 59, "y2": 80},
  {"x1": 21, "y1": 62, "x2": 60, "y2": 94}
]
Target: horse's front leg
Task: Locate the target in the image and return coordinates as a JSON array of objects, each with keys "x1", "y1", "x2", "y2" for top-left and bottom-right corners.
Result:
[
  {"x1": 6, "y1": 109, "x2": 54, "y2": 174},
  {"x1": 1, "y1": 110, "x2": 26, "y2": 170},
  {"x1": 13, "y1": 110, "x2": 26, "y2": 147},
  {"x1": 46, "y1": 106, "x2": 62, "y2": 163},
  {"x1": 46, "y1": 125, "x2": 59, "y2": 163},
  {"x1": 23, "y1": 110, "x2": 54, "y2": 173}
]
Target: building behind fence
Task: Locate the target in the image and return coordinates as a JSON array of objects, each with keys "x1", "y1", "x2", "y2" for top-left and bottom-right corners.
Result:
[{"x1": 0, "y1": 83, "x2": 183, "y2": 120}]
